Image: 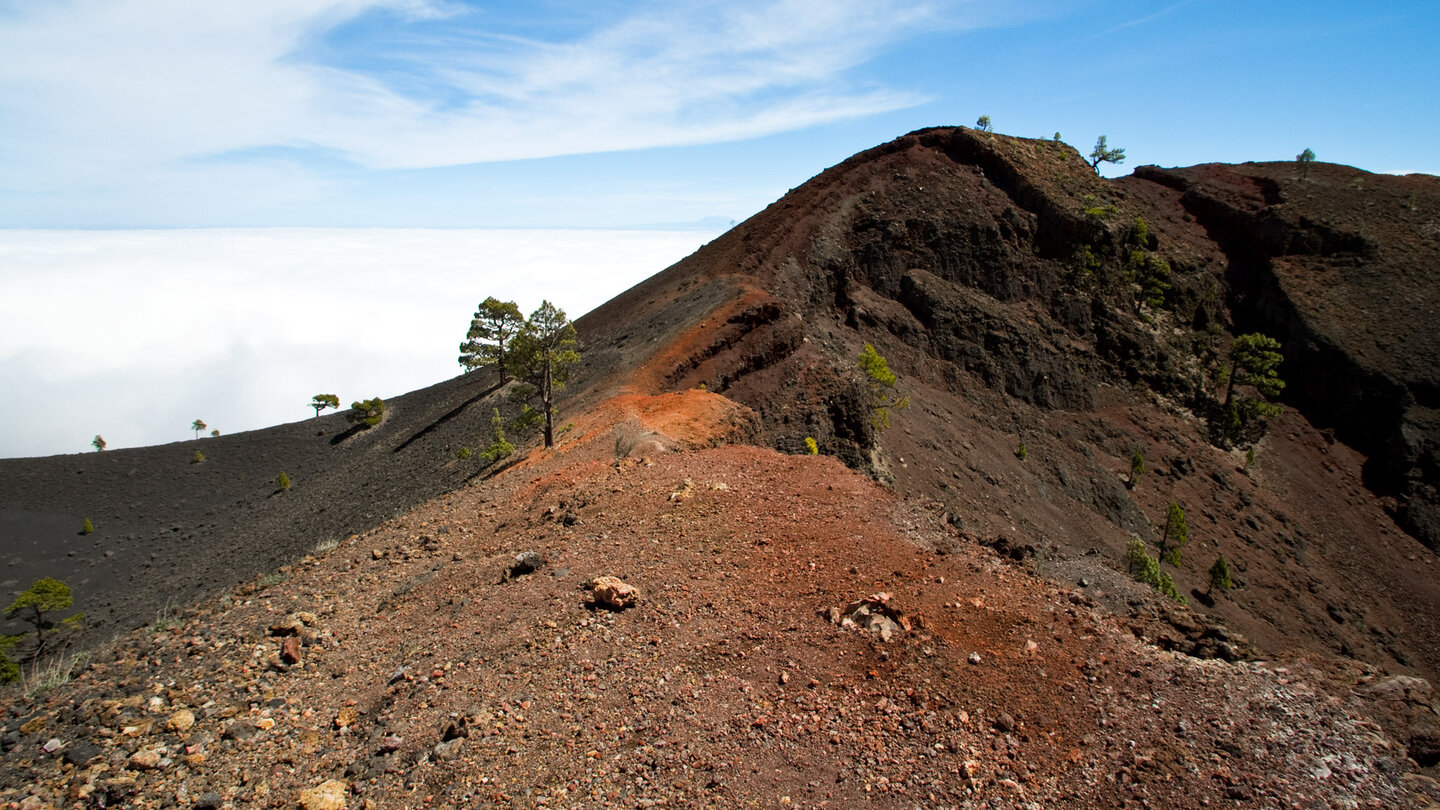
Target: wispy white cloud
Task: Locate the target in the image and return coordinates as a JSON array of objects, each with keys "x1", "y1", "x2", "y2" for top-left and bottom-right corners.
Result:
[{"x1": 0, "y1": 0, "x2": 971, "y2": 221}]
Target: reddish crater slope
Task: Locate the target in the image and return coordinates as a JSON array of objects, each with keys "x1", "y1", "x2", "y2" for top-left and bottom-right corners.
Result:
[{"x1": 571, "y1": 127, "x2": 1440, "y2": 686}]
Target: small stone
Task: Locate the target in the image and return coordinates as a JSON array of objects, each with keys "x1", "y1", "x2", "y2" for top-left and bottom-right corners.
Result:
[
  {"x1": 255, "y1": 717, "x2": 276, "y2": 731},
  {"x1": 192, "y1": 792, "x2": 224, "y2": 810},
  {"x1": 433, "y1": 738, "x2": 464, "y2": 759},
  {"x1": 281, "y1": 636, "x2": 303, "y2": 665},
  {"x1": 63, "y1": 741, "x2": 103, "y2": 767},
  {"x1": 779, "y1": 671, "x2": 791, "y2": 685},
  {"x1": 42, "y1": 737, "x2": 63, "y2": 753},
  {"x1": 298, "y1": 779, "x2": 349, "y2": 810},
  {"x1": 587, "y1": 576, "x2": 639, "y2": 610},
  {"x1": 506, "y1": 551, "x2": 544, "y2": 579},
  {"x1": 968, "y1": 652, "x2": 982, "y2": 665},
  {"x1": 102, "y1": 778, "x2": 138, "y2": 805},
  {"x1": 995, "y1": 712, "x2": 1015, "y2": 732},
  {"x1": 168, "y1": 709, "x2": 196, "y2": 732},
  {"x1": 129, "y1": 749, "x2": 163, "y2": 770},
  {"x1": 334, "y1": 707, "x2": 359, "y2": 730}
]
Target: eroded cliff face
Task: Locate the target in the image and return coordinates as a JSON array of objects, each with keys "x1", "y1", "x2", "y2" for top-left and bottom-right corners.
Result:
[
  {"x1": 1125, "y1": 160, "x2": 1440, "y2": 548},
  {"x1": 595, "y1": 127, "x2": 1440, "y2": 551},
  {"x1": 573, "y1": 127, "x2": 1440, "y2": 681}
]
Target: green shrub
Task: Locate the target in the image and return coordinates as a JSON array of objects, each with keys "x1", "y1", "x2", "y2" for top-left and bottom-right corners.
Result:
[
  {"x1": 1016, "y1": 440, "x2": 1028, "y2": 461},
  {"x1": 1208, "y1": 555, "x2": 1234, "y2": 596},
  {"x1": 191, "y1": 450, "x2": 205, "y2": 464},
  {"x1": 481, "y1": 408, "x2": 515, "y2": 464},
  {"x1": 80, "y1": 518, "x2": 93, "y2": 536},
  {"x1": 1128, "y1": 449, "x2": 1145, "y2": 489},
  {"x1": 348, "y1": 397, "x2": 385, "y2": 427},
  {"x1": 1159, "y1": 501, "x2": 1189, "y2": 566},
  {"x1": 858, "y1": 344, "x2": 908, "y2": 431},
  {"x1": 277, "y1": 471, "x2": 291, "y2": 491},
  {"x1": 1123, "y1": 537, "x2": 1185, "y2": 604},
  {"x1": 1296, "y1": 147, "x2": 1315, "y2": 180},
  {"x1": 457, "y1": 446, "x2": 472, "y2": 460},
  {"x1": 804, "y1": 437, "x2": 819, "y2": 455},
  {"x1": 5, "y1": 577, "x2": 84, "y2": 659},
  {"x1": 1215, "y1": 334, "x2": 1285, "y2": 446}
]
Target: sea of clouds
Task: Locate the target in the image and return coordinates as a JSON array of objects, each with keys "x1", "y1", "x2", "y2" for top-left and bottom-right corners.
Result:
[{"x1": 0, "y1": 227, "x2": 720, "y2": 458}]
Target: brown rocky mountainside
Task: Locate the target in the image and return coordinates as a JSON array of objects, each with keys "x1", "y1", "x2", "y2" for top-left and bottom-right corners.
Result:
[{"x1": 2, "y1": 127, "x2": 1439, "y2": 808}]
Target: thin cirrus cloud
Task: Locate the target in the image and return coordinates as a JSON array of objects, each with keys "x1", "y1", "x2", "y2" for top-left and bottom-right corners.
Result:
[{"x1": 0, "y1": 0, "x2": 961, "y2": 208}]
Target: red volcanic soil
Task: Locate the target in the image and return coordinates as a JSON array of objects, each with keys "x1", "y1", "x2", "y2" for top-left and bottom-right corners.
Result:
[{"x1": 3, "y1": 400, "x2": 1436, "y2": 808}]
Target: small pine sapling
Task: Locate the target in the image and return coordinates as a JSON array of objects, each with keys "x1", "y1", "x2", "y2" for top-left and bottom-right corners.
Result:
[
  {"x1": 191, "y1": 450, "x2": 205, "y2": 464},
  {"x1": 92, "y1": 435, "x2": 106, "y2": 452},
  {"x1": 210, "y1": 429, "x2": 220, "y2": 438},
  {"x1": 1207, "y1": 555, "x2": 1234, "y2": 597},
  {"x1": 457, "y1": 447, "x2": 472, "y2": 460},
  {"x1": 348, "y1": 397, "x2": 385, "y2": 427},
  {"x1": 1016, "y1": 440, "x2": 1028, "y2": 461},
  {"x1": 1156, "y1": 571, "x2": 1185, "y2": 604},
  {"x1": 1297, "y1": 147, "x2": 1315, "y2": 181},
  {"x1": 80, "y1": 518, "x2": 93, "y2": 536},
  {"x1": 277, "y1": 471, "x2": 291, "y2": 491},
  {"x1": 804, "y1": 437, "x2": 819, "y2": 455},
  {"x1": 857, "y1": 344, "x2": 909, "y2": 431},
  {"x1": 1127, "y1": 449, "x2": 1145, "y2": 489},
  {"x1": 1158, "y1": 501, "x2": 1189, "y2": 566},
  {"x1": 975, "y1": 115, "x2": 992, "y2": 133},
  {"x1": 480, "y1": 408, "x2": 515, "y2": 464},
  {"x1": 1123, "y1": 537, "x2": 1152, "y2": 579}
]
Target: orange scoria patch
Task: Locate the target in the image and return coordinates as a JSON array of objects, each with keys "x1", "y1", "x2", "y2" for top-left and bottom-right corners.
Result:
[{"x1": 563, "y1": 389, "x2": 759, "y2": 454}]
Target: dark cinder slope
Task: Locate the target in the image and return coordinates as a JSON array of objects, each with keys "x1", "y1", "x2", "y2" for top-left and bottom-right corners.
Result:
[{"x1": 0, "y1": 373, "x2": 512, "y2": 641}]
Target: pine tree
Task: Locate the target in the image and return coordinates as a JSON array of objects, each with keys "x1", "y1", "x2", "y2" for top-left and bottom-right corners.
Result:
[
  {"x1": 858, "y1": 344, "x2": 909, "y2": 431},
  {"x1": 5, "y1": 577, "x2": 84, "y2": 658},
  {"x1": 1159, "y1": 501, "x2": 1190, "y2": 566},
  {"x1": 1207, "y1": 555, "x2": 1234, "y2": 596},
  {"x1": 1220, "y1": 333, "x2": 1285, "y2": 443},
  {"x1": 191, "y1": 419, "x2": 206, "y2": 439},
  {"x1": 1128, "y1": 449, "x2": 1145, "y2": 489},
  {"x1": 1297, "y1": 147, "x2": 1316, "y2": 180},
  {"x1": 506, "y1": 301, "x2": 580, "y2": 448},
  {"x1": 1089, "y1": 135, "x2": 1126, "y2": 170},
  {"x1": 460, "y1": 297, "x2": 525, "y2": 384},
  {"x1": 311, "y1": 394, "x2": 340, "y2": 418}
]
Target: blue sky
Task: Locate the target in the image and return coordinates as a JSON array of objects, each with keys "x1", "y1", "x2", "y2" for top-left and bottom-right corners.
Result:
[
  {"x1": 1, "y1": 0, "x2": 1436, "y2": 457},
  {"x1": 2, "y1": 0, "x2": 1435, "y2": 229}
]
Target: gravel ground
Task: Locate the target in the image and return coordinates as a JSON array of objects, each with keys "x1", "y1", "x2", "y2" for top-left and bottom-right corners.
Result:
[{"x1": 3, "y1": 417, "x2": 1437, "y2": 809}]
